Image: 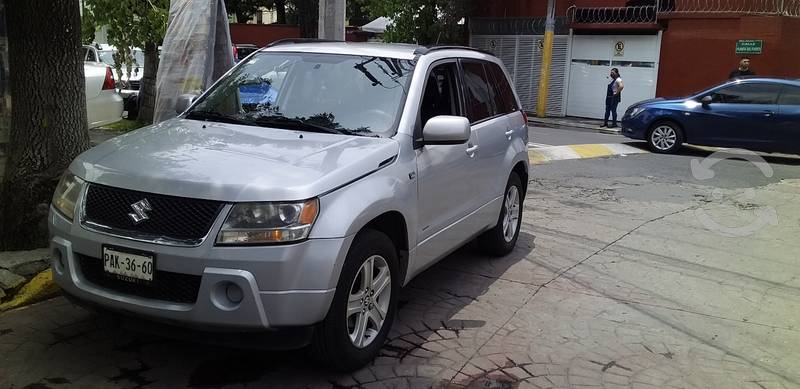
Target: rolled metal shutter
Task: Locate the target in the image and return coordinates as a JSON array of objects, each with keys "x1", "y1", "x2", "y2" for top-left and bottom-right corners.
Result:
[{"x1": 470, "y1": 34, "x2": 569, "y2": 116}]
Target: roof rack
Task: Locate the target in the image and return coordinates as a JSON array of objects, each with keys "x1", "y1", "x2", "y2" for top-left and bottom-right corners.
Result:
[
  {"x1": 266, "y1": 38, "x2": 343, "y2": 48},
  {"x1": 414, "y1": 45, "x2": 489, "y2": 55}
]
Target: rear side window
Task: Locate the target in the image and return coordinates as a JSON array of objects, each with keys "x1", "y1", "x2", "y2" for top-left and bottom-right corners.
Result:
[
  {"x1": 712, "y1": 83, "x2": 780, "y2": 104},
  {"x1": 779, "y1": 86, "x2": 800, "y2": 105},
  {"x1": 488, "y1": 62, "x2": 519, "y2": 114},
  {"x1": 461, "y1": 61, "x2": 495, "y2": 123}
]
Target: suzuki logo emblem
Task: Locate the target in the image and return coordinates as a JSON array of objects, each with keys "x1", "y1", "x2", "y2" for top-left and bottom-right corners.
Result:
[{"x1": 128, "y1": 199, "x2": 152, "y2": 224}]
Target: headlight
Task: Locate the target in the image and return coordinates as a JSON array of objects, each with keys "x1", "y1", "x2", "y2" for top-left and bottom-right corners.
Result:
[
  {"x1": 216, "y1": 199, "x2": 319, "y2": 245},
  {"x1": 629, "y1": 107, "x2": 645, "y2": 117},
  {"x1": 52, "y1": 172, "x2": 85, "y2": 221}
]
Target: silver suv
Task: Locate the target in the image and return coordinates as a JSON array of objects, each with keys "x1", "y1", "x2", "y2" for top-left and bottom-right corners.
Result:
[{"x1": 49, "y1": 41, "x2": 529, "y2": 370}]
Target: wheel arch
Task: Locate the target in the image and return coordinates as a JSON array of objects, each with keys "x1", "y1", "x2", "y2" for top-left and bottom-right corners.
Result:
[{"x1": 361, "y1": 211, "x2": 410, "y2": 285}]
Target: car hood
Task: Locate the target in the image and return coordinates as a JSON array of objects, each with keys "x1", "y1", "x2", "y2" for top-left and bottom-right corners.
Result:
[
  {"x1": 635, "y1": 97, "x2": 687, "y2": 107},
  {"x1": 70, "y1": 119, "x2": 399, "y2": 202}
]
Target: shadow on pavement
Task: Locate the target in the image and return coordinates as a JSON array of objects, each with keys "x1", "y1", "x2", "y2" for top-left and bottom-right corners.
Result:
[{"x1": 8, "y1": 232, "x2": 536, "y2": 388}]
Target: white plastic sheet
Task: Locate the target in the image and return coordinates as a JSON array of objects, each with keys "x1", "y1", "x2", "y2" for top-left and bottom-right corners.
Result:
[{"x1": 154, "y1": 0, "x2": 234, "y2": 123}]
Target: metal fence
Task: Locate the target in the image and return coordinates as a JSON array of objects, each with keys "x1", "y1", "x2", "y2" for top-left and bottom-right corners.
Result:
[{"x1": 567, "y1": 0, "x2": 800, "y2": 24}]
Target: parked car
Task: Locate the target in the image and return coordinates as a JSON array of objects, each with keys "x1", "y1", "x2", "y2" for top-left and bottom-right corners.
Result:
[
  {"x1": 83, "y1": 44, "x2": 144, "y2": 118},
  {"x1": 621, "y1": 78, "x2": 800, "y2": 154},
  {"x1": 49, "y1": 41, "x2": 529, "y2": 370},
  {"x1": 84, "y1": 61, "x2": 123, "y2": 129},
  {"x1": 233, "y1": 43, "x2": 259, "y2": 62}
]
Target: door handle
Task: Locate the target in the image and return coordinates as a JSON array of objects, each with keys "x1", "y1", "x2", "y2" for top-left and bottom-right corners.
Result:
[
  {"x1": 504, "y1": 129, "x2": 514, "y2": 139},
  {"x1": 465, "y1": 144, "x2": 479, "y2": 156},
  {"x1": 763, "y1": 110, "x2": 774, "y2": 117}
]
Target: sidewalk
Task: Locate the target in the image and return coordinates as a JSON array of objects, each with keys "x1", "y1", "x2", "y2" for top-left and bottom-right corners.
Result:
[{"x1": 528, "y1": 115, "x2": 622, "y2": 135}]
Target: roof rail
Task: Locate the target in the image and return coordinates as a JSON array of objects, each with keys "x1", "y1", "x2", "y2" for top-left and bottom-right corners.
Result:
[
  {"x1": 414, "y1": 45, "x2": 489, "y2": 55},
  {"x1": 266, "y1": 38, "x2": 343, "y2": 48}
]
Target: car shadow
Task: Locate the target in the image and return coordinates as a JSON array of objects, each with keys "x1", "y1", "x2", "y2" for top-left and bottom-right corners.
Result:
[
  {"x1": 624, "y1": 141, "x2": 800, "y2": 166},
  {"x1": 54, "y1": 232, "x2": 538, "y2": 388}
]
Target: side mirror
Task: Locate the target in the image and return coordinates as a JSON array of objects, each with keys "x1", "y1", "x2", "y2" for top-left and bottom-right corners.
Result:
[
  {"x1": 701, "y1": 95, "x2": 713, "y2": 105},
  {"x1": 175, "y1": 93, "x2": 198, "y2": 114},
  {"x1": 422, "y1": 116, "x2": 470, "y2": 145}
]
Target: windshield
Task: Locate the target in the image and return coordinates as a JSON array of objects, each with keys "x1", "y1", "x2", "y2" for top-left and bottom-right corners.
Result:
[
  {"x1": 187, "y1": 52, "x2": 416, "y2": 137},
  {"x1": 99, "y1": 50, "x2": 145, "y2": 68}
]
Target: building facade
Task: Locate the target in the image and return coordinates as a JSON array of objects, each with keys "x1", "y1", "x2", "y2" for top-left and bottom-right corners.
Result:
[{"x1": 470, "y1": 0, "x2": 800, "y2": 119}]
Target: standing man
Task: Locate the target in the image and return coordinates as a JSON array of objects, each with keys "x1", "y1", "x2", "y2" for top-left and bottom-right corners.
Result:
[
  {"x1": 602, "y1": 68, "x2": 624, "y2": 128},
  {"x1": 729, "y1": 57, "x2": 755, "y2": 79}
]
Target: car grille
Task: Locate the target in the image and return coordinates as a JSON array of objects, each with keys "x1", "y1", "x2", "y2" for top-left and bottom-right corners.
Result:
[
  {"x1": 77, "y1": 254, "x2": 202, "y2": 304},
  {"x1": 83, "y1": 184, "x2": 224, "y2": 244},
  {"x1": 127, "y1": 80, "x2": 141, "y2": 90}
]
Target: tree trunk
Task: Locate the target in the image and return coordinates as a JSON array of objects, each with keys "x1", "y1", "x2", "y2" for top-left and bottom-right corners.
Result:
[
  {"x1": 0, "y1": 0, "x2": 90, "y2": 250},
  {"x1": 137, "y1": 42, "x2": 160, "y2": 124},
  {"x1": 275, "y1": 0, "x2": 287, "y2": 24}
]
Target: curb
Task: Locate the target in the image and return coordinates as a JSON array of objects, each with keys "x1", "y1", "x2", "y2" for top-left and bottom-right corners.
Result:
[
  {"x1": 0, "y1": 269, "x2": 59, "y2": 312},
  {"x1": 528, "y1": 118, "x2": 622, "y2": 135},
  {"x1": 528, "y1": 143, "x2": 649, "y2": 165}
]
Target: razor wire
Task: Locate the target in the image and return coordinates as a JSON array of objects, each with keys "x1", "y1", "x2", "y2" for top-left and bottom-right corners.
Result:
[{"x1": 567, "y1": 0, "x2": 800, "y2": 24}]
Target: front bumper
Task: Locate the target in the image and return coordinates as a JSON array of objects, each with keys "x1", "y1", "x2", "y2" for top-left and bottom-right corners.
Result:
[
  {"x1": 620, "y1": 115, "x2": 647, "y2": 140},
  {"x1": 49, "y1": 206, "x2": 352, "y2": 331}
]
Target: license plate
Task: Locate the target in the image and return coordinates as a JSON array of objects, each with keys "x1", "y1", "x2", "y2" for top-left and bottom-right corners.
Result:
[{"x1": 102, "y1": 246, "x2": 155, "y2": 283}]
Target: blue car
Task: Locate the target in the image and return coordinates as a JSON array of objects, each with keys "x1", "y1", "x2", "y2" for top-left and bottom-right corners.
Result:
[{"x1": 621, "y1": 78, "x2": 800, "y2": 154}]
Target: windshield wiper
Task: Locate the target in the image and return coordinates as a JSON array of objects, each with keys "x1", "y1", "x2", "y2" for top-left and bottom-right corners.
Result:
[
  {"x1": 252, "y1": 115, "x2": 352, "y2": 135},
  {"x1": 185, "y1": 110, "x2": 252, "y2": 126}
]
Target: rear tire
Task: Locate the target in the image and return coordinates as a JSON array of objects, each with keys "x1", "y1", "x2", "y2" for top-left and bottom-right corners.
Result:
[
  {"x1": 477, "y1": 172, "x2": 523, "y2": 257},
  {"x1": 311, "y1": 229, "x2": 399, "y2": 372},
  {"x1": 647, "y1": 121, "x2": 684, "y2": 153}
]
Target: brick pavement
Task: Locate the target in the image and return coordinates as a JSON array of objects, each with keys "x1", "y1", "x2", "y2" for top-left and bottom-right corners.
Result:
[{"x1": 1, "y1": 173, "x2": 798, "y2": 389}]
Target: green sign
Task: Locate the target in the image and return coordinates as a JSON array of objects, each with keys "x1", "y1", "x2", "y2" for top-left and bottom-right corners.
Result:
[{"x1": 736, "y1": 40, "x2": 763, "y2": 54}]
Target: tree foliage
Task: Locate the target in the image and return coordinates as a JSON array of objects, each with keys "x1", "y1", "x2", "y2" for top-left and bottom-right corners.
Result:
[
  {"x1": 368, "y1": 0, "x2": 472, "y2": 45},
  {"x1": 347, "y1": 0, "x2": 371, "y2": 27},
  {"x1": 82, "y1": 0, "x2": 168, "y2": 123},
  {"x1": 227, "y1": 0, "x2": 266, "y2": 22},
  {"x1": 81, "y1": 0, "x2": 168, "y2": 80},
  {"x1": 227, "y1": 0, "x2": 287, "y2": 24}
]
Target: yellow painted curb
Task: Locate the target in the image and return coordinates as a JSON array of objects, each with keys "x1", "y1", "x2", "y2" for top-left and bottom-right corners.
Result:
[
  {"x1": 0, "y1": 269, "x2": 59, "y2": 312},
  {"x1": 569, "y1": 144, "x2": 615, "y2": 158},
  {"x1": 528, "y1": 149, "x2": 549, "y2": 165}
]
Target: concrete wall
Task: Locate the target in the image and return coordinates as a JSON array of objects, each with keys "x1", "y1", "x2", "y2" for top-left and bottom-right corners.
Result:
[
  {"x1": 656, "y1": 15, "x2": 800, "y2": 97},
  {"x1": 228, "y1": 24, "x2": 301, "y2": 47}
]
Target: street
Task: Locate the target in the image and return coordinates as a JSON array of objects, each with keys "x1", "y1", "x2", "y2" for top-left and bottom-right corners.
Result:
[{"x1": 2, "y1": 126, "x2": 800, "y2": 389}]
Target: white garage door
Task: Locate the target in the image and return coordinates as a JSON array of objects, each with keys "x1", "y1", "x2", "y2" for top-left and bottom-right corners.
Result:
[{"x1": 566, "y1": 34, "x2": 661, "y2": 119}]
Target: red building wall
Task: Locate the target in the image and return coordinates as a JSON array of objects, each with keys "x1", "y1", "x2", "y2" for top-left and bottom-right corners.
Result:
[
  {"x1": 656, "y1": 15, "x2": 800, "y2": 97},
  {"x1": 473, "y1": 1, "x2": 572, "y2": 18},
  {"x1": 229, "y1": 24, "x2": 301, "y2": 47}
]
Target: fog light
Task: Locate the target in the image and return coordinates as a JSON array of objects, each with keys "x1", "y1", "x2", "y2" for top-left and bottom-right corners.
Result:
[{"x1": 225, "y1": 283, "x2": 243, "y2": 304}]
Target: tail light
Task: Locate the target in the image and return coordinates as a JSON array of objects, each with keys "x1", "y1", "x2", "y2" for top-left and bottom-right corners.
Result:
[
  {"x1": 233, "y1": 46, "x2": 239, "y2": 61},
  {"x1": 521, "y1": 110, "x2": 528, "y2": 123},
  {"x1": 102, "y1": 67, "x2": 116, "y2": 90}
]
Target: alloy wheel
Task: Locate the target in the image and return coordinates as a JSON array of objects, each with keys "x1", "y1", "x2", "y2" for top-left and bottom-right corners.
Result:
[
  {"x1": 346, "y1": 255, "x2": 391, "y2": 348},
  {"x1": 651, "y1": 125, "x2": 677, "y2": 151},
  {"x1": 502, "y1": 185, "x2": 520, "y2": 243}
]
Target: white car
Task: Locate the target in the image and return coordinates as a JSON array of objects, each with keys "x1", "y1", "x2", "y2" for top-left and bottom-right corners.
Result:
[
  {"x1": 83, "y1": 44, "x2": 143, "y2": 117},
  {"x1": 84, "y1": 62, "x2": 123, "y2": 129}
]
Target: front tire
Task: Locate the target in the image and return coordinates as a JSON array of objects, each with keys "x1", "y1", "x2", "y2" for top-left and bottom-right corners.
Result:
[
  {"x1": 478, "y1": 172, "x2": 523, "y2": 257},
  {"x1": 311, "y1": 229, "x2": 399, "y2": 371},
  {"x1": 647, "y1": 121, "x2": 684, "y2": 153}
]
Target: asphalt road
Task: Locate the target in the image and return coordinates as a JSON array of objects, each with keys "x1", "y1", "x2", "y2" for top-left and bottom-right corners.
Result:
[{"x1": 2, "y1": 127, "x2": 799, "y2": 389}]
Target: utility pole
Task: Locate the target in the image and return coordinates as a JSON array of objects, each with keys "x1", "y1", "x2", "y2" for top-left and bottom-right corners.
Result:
[
  {"x1": 318, "y1": 0, "x2": 346, "y2": 40},
  {"x1": 536, "y1": 0, "x2": 556, "y2": 118}
]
